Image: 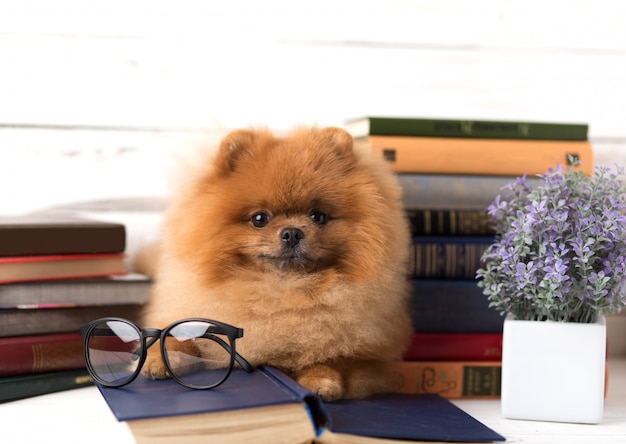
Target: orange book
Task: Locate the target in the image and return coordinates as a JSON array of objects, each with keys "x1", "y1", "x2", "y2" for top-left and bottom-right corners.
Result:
[
  {"x1": 364, "y1": 135, "x2": 593, "y2": 176},
  {"x1": 391, "y1": 360, "x2": 608, "y2": 400},
  {"x1": 390, "y1": 360, "x2": 502, "y2": 399}
]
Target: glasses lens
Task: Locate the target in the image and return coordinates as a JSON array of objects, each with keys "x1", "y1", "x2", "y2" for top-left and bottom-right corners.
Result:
[
  {"x1": 163, "y1": 320, "x2": 234, "y2": 389},
  {"x1": 86, "y1": 320, "x2": 142, "y2": 385}
]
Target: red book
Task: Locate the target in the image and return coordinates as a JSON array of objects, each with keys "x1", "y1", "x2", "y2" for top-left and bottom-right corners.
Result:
[
  {"x1": 403, "y1": 332, "x2": 503, "y2": 361},
  {"x1": 0, "y1": 332, "x2": 84, "y2": 377},
  {"x1": 0, "y1": 253, "x2": 126, "y2": 284}
]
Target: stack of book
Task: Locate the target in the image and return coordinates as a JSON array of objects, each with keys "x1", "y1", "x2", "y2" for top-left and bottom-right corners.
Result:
[
  {"x1": 346, "y1": 116, "x2": 592, "y2": 399},
  {"x1": 0, "y1": 216, "x2": 151, "y2": 402}
]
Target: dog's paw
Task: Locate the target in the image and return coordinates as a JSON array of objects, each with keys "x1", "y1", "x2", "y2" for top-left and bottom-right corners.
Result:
[
  {"x1": 141, "y1": 351, "x2": 170, "y2": 380},
  {"x1": 296, "y1": 364, "x2": 344, "y2": 402}
]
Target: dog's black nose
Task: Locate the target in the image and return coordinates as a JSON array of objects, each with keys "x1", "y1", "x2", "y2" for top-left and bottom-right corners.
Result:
[{"x1": 281, "y1": 227, "x2": 305, "y2": 248}]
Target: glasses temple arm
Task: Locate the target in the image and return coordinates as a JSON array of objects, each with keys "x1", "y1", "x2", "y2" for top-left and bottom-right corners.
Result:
[
  {"x1": 206, "y1": 334, "x2": 255, "y2": 373},
  {"x1": 234, "y1": 352, "x2": 255, "y2": 373}
]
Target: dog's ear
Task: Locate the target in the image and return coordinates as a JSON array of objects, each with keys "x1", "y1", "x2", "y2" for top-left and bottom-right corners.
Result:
[
  {"x1": 214, "y1": 129, "x2": 258, "y2": 174},
  {"x1": 316, "y1": 127, "x2": 354, "y2": 159}
]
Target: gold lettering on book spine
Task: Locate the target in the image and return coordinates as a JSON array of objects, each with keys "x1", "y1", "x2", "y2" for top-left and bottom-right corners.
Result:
[{"x1": 32, "y1": 342, "x2": 83, "y2": 372}]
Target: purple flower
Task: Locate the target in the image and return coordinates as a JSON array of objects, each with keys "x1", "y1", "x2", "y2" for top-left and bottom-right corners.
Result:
[{"x1": 476, "y1": 163, "x2": 626, "y2": 323}]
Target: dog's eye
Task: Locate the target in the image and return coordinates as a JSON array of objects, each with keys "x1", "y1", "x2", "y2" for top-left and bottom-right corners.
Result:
[
  {"x1": 251, "y1": 212, "x2": 271, "y2": 228},
  {"x1": 309, "y1": 210, "x2": 328, "y2": 226}
]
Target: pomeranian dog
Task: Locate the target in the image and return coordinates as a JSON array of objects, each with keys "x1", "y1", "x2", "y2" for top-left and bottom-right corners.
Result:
[{"x1": 141, "y1": 126, "x2": 411, "y2": 401}]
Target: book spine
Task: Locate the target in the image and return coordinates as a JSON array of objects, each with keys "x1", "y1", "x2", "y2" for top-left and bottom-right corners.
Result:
[
  {"x1": 0, "y1": 273, "x2": 152, "y2": 308},
  {"x1": 261, "y1": 366, "x2": 327, "y2": 434},
  {"x1": 0, "y1": 369, "x2": 93, "y2": 402},
  {"x1": 409, "y1": 279, "x2": 504, "y2": 333},
  {"x1": 406, "y1": 209, "x2": 493, "y2": 236},
  {"x1": 0, "y1": 224, "x2": 126, "y2": 257},
  {"x1": 368, "y1": 136, "x2": 593, "y2": 176},
  {"x1": 390, "y1": 361, "x2": 501, "y2": 399},
  {"x1": 403, "y1": 333, "x2": 503, "y2": 361},
  {"x1": 0, "y1": 304, "x2": 144, "y2": 337},
  {"x1": 348, "y1": 117, "x2": 588, "y2": 140},
  {"x1": 0, "y1": 254, "x2": 127, "y2": 284},
  {"x1": 409, "y1": 236, "x2": 492, "y2": 280},
  {"x1": 396, "y1": 173, "x2": 541, "y2": 210},
  {"x1": 0, "y1": 253, "x2": 126, "y2": 264},
  {"x1": 0, "y1": 332, "x2": 84, "y2": 377}
]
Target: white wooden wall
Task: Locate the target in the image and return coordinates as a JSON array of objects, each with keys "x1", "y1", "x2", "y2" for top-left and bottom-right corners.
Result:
[{"x1": 1, "y1": 0, "x2": 625, "y2": 213}]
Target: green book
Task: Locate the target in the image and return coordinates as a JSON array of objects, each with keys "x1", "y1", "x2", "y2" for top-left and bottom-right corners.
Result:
[
  {"x1": 0, "y1": 369, "x2": 93, "y2": 403},
  {"x1": 346, "y1": 116, "x2": 588, "y2": 141}
]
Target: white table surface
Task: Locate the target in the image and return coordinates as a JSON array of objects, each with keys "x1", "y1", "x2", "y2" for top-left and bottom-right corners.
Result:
[{"x1": 1, "y1": 359, "x2": 625, "y2": 444}]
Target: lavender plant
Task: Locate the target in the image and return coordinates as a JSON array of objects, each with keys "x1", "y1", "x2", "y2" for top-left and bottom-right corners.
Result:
[{"x1": 476, "y1": 163, "x2": 626, "y2": 323}]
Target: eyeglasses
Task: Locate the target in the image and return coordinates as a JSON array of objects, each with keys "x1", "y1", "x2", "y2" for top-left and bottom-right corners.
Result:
[{"x1": 80, "y1": 317, "x2": 254, "y2": 390}]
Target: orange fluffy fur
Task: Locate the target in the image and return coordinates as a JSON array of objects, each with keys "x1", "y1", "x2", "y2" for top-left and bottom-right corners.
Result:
[{"x1": 141, "y1": 127, "x2": 411, "y2": 401}]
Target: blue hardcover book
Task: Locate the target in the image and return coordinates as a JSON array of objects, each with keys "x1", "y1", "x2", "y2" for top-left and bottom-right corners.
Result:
[
  {"x1": 397, "y1": 173, "x2": 540, "y2": 210},
  {"x1": 410, "y1": 236, "x2": 494, "y2": 280},
  {"x1": 96, "y1": 366, "x2": 505, "y2": 443},
  {"x1": 410, "y1": 279, "x2": 505, "y2": 333},
  {"x1": 406, "y1": 208, "x2": 494, "y2": 236},
  {"x1": 322, "y1": 393, "x2": 505, "y2": 442}
]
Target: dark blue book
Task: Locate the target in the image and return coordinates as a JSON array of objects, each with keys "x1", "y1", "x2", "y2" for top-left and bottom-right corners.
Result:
[
  {"x1": 410, "y1": 236, "x2": 494, "y2": 280},
  {"x1": 96, "y1": 366, "x2": 505, "y2": 443},
  {"x1": 406, "y1": 208, "x2": 494, "y2": 236},
  {"x1": 410, "y1": 279, "x2": 504, "y2": 333},
  {"x1": 323, "y1": 393, "x2": 505, "y2": 442},
  {"x1": 397, "y1": 173, "x2": 541, "y2": 210}
]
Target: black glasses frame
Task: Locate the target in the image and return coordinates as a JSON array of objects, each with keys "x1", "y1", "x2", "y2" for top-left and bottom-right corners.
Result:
[{"x1": 80, "y1": 317, "x2": 254, "y2": 389}]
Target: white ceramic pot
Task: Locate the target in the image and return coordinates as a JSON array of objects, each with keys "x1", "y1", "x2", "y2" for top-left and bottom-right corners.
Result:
[{"x1": 501, "y1": 314, "x2": 606, "y2": 424}]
